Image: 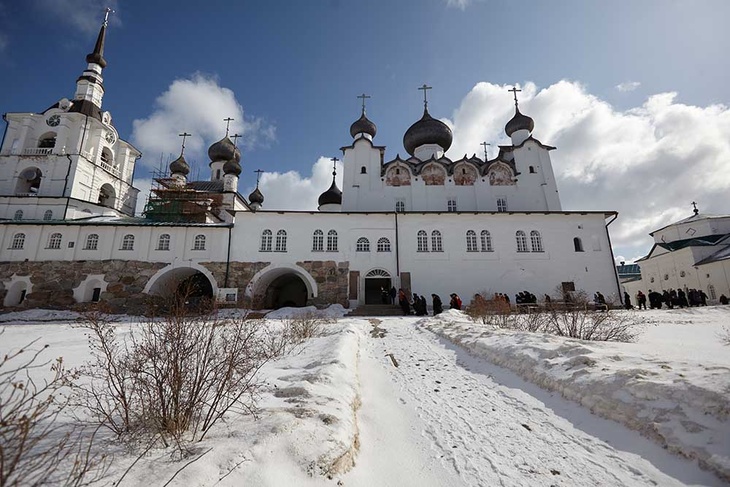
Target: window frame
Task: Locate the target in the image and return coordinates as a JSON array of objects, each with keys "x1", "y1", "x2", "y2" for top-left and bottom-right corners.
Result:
[
  {"x1": 417, "y1": 230, "x2": 428, "y2": 252},
  {"x1": 480, "y1": 230, "x2": 493, "y2": 252},
  {"x1": 356, "y1": 237, "x2": 370, "y2": 252},
  {"x1": 85, "y1": 233, "x2": 99, "y2": 250},
  {"x1": 327, "y1": 230, "x2": 338, "y2": 252},
  {"x1": 466, "y1": 230, "x2": 478, "y2": 252},
  {"x1": 120, "y1": 234, "x2": 135, "y2": 251},
  {"x1": 260, "y1": 229, "x2": 273, "y2": 252},
  {"x1": 516, "y1": 230, "x2": 528, "y2": 253},
  {"x1": 530, "y1": 230, "x2": 544, "y2": 252},
  {"x1": 157, "y1": 233, "x2": 171, "y2": 251},
  {"x1": 312, "y1": 229, "x2": 324, "y2": 252},
  {"x1": 431, "y1": 230, "x2": 443, "y2": 252},
  {"x1": 193, "y1": 234, "x2": 206, "y2": 251},
  {"x1": 377, "y1": 237, "x2": 391, "y2": 252},
  {"x1": 48, "y1": 232, "x2": 62, "y2": 250},
  {"x1": 275, "y1": 230, "x2": 287, "y2": 252},
  {"x1": 11, "y1": 233, "x2": 25, "y2": 250}
]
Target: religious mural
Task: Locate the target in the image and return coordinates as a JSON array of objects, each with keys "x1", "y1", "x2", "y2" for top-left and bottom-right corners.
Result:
[
  {"x1": 453, "y1": 163, "x2": 478, "y2": 186},
  {"x1": 385, "y1": 165, "x2": 411, "y2": 186},
  {"x1": 420, "y1": 163, "x2": 446, "y2": 186},
  {"x1": 487, "y1": 163, "x2": 515, "y2": 186}
]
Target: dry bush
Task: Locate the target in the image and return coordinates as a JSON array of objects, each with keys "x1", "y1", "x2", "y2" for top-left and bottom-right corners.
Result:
[
  {"x1": 544, "y1": 301, "x2": 640, "y2": 342},
  {"x1": 466, "y1": 292, "x2": 515, "y2": 328},
  {"x1": 75, "y1": 297, "x2": 292, "y2": 450},
  {"x1": 283, "y1": 311, "x2": 335, "y2": 344},
  {"x1": 0, "y1": 330, "x2": 107, "y2": 486}
]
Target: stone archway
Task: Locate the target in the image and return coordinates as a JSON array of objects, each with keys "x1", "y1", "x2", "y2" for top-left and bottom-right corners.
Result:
[
  {"x1": 364, "y1": 268, "x2": 392, "y2": 305},
  {"x1": 144, "y1": 264, "x2": 217, "y2": 305},
  {"x1": 247, "y1": 265, "x2": 316, "y2": 310}
]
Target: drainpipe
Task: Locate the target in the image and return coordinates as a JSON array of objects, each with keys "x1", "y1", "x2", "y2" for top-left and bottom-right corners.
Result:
[
  {"x1": 605, "y1": 212, "x2": 622, "y2": 304},
  {"x1": 394, "y1": 212, "x2": 400, "y2": 277},
  {"x1": 224, "y1": 224, "x2": 232, "y2": 287}
]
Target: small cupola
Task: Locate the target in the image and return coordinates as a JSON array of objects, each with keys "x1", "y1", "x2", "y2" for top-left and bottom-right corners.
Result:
[
  {"x1": 318, "y1": 157, "x2": 342, "y2": 212},
  {"x1": 505, "y1": 86, "x2": 534, "y2": 145},
  {"x1": 169, "y1": 132, "x2": 191, "y2": 187},
  {"x1": 403, "y1": 85, "x2": 452, "y2": 160},
  {"x1": 350, "y1": 94, "x2": 377, "y2": 140},
  {"x1": 208, "y1": 136, "x2": 241, "y2": 163}
]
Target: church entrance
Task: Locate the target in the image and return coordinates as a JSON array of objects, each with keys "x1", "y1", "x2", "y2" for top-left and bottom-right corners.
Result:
[
  {"x1": 364, "y1": 269, "x2": 392, "y2": 305},
  {"x1": 264, "y1": 273, "x2": 308, "y2": 309}
]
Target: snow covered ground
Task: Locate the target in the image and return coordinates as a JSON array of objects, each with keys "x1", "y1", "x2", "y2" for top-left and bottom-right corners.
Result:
[{"x1": 0, "y1": 306, "x2": 728, "y2": 486}]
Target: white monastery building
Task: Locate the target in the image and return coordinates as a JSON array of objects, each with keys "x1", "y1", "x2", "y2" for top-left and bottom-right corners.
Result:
[{"x1": 0, "y1": 17, "x2": 621, "y2": 312}]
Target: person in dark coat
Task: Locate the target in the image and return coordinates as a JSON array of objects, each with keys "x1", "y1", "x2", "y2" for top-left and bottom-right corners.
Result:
[
  {"x1": 413, "y1": 293, "x2": 426, "y2": 316},
  {"x1": 398, "y1": 288, "x2": 410, "y2": 315},
  {"x1": 636, "y1": 291, "x2": 647, "y2": 310},
  {"x1": 389, "y1": 286, "x2": 397, "y2": 305},
  {"x1": 449, "y1": 293, "x2": 462, "y2": 310},
  {"x1": 720, "y1": 294, "x2": 729, "y2": 305},
  {"x1": 432, "y1": 294, "x2": 443, "y2": 315},
  {"x1": 623, "y1": 291, "x2": 632, "y2": 309}
]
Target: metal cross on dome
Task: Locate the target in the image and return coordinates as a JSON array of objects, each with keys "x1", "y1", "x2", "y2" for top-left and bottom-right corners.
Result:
[
  {"x1": 103, "y1": 7, "x2": 114, "y2": 25},
  {"x1": 254, "y1": 169, "x2": 264, "y2": 186},
  {"x1": 508, "y1": 86, "x2": 522, "y2": 107},
  {"x1": 178, "y1": 132, "x2": 191, "y2": 154},
  {"x1": 692, "y1": 201, "x2": 699, "y2": 215},
  {"x1": 231, "y1": 134, "x2": 241, "y2": 148},
  {"x1": 357, "y1": 93, "x2": 371, "y2": 114},
  {"x1": 223, "y1": 117, "x2": 235, "y2": 136},
  {"x1": 418, "y1": 84, "x2": 432, "y2": 110},
  {"x1": 480, "y1": 141, "x2": 491, "y2": 161},
  {"x1": 330, "y1": 157, "x2": 339, "y2": 178}
]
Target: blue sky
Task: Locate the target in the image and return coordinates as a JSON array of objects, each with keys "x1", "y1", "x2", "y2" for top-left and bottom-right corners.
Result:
[{"x1": 1, "y1": 0, "x2": 729, "y2": 262}]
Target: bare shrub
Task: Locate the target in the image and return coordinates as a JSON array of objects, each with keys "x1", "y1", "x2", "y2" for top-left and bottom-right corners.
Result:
[
  {"x1": 0, "y1": 330, "x2": 107, "y2": 486},
  {"x1": 75, "y1": 298, "x2": 291, "y2": 450},
  {"x1": 514, "y1": 309, "x2": 549, "y2": 333},
  {"x1": 544, "y1": 298, "x2": 640, "y2": 342},
  {"x1": 466, "y1": 292, "x2": 515, "y2": 328},
  {"x1": 283, "y1": 311, "x2": 335, "y2": 344}
]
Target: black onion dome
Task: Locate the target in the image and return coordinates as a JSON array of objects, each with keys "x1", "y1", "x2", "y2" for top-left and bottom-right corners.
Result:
[
  {"x1": 318, "y1": 180, "x2": 342, "y2": 207},
  {"x1": 403, "y1": 109, "x2": 453, "y2": 156},
  {"x1": 505, "y1": 107, "x2": 535, "y2": 137},
  {"x1": 350, "y1": 112, "x2": 377, "y2": 138},
  {"x1": 208, "y1": 136, "x2": 241, "y2": 163},
  {"x1": 223, "y1": 159, "x2": 242, "y2": 176},
  {"x1": 85, "y1": 23, "x2": 108, "y2": 68},
  {"x1": 169, "y1": 154, "x2": 190, "y2": 176},
  {"x1": 248, "y1": 186, "x2": 264, "y2": 205}
]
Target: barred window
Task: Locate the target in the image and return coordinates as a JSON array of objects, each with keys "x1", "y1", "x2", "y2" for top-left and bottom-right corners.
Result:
[
  {"x1": 327, "y1": 230, "x2": 338, "y2": 252},
  {"x1": 466, "y1": 230, "x2": 478, "y2": 252},
  {"x1": 516, "y1": 231, "x2": 528, "y2": 252},
  {"x1": 447, "y1": 199, "x2": 457, "y2": 212},
  {"x1": 275, "y1": 230, "x2": 287, "y2": 252},
  {"x1": 85, "y1": 233, "x2": 99, "y2": 250},
  {"x1": 11, "y1": 233, "x2": 25, "y2": 250},
  {"x1": 157, "y1": 234, "x2": 170, "y2": 251},
  {"x1": 120, "y1": 234, "x2": 134, "y2": 251},
  {"x1": 417, "y1": 230, "x2": 428, "y2": 252},
  {"x1": 480, "y1": 230, "x2": 493, "y2": 252},
  {"x1": 14, "y1": 210, "x2": 23, "y2": 220},
  {"x1": 356, "y1": 237, "x2": 370, "y2": 252},
  {"x1": 48, "y1": 232, "x2": 62, "y2": 249},
  {"x1": 193, "y1": 234, "x2": 206, "y2": 250},
  {"x1": 260, "y1": 229, "x2": 272, "y2": 252},
  {"x1": 312, "y1": 230, "x2": 324, "y2": 251},
  {"x1": 395, "y1": 200, "x2": 405, "y2": 212},
  {"x1": 497, "y1": 198, "x2": 507, "y2": 212},
  {"x1": 377, "y1": 237, "x2": 391, "y2": 252},
  {"x1": 431, "y1": 230, "x2": 443, "y2": 252},
  {"x1": 43, "y1": 210, "x2": 53, "y2": 221},
  {"x1": 530, "y1": 230, "x2": 543, "y2": 252}
]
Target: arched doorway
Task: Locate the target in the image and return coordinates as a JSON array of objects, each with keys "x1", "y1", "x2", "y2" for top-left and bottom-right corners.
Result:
[
  {"x1": 98, "y1": 183, "x2": 116, "y2": 207},
  {"x1": 264, "y1": 274, "x2": 308, "y2": 309},
  {"x1": 144, "y1": 265, "x2": 216, "y2": 308},
  {"x1": 364, "y1": 269, "x2": 391, "y2": 305}
]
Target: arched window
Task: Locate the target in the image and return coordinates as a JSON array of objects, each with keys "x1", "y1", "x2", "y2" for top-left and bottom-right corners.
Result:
[
  {"x1": 11, "y1": 233, "x2": 25, "y2": 250},
  {"x1": 98, "y1": 184, "x2": 116, "y2": 207},
  {"x1": 573, "y1": 237, "x2": 584, "y2": 252},
  {"x1": 708, "y1": 284, "x2": 717, "y2": 300},
  {"x1": 356, "y1": 237, "x2": 370, "y2": 252},
  {"x1": 431, "y1": 230, "x2": 443, "y2": 252},
  {"x1": 275, "y1": 230, "x2": 287, "y2": 252},
  {"x1": 43, "y1": 210, "x2": 53, "y2": 221},
  {"x1": 516, "y1": 231, "x2": 528, "y2": 252},
  {"x1": 480, "y1": 230, "x2": 493, "y2": 252},
  {"x1": 157, "y1": 233, "x2": 170, "y2": 251},
  {"x1": 48, "y1": 232, "x2": 62, "y2": 249},
  {"x1": 466, "y1": 230, "x2": 478, "y2": 252},
  {"x1": 530, "y1": 230, "x2": 543, "y2": 252},
  {"x1": 13, "y1": 210, "x2": 23, "y2": 220},
  {"x1": 120, "y1": 234, "x2": 134, "y2": 251},
  {"x1": 16, "y1": 167, "x2": 42, "y2": 194},
  {"x1": 312, "y1": 230, "x2": 324, "y2": 252},
  {"x1": 377, "y1": 237, "x2": 391, "y2": 252},
  {"x1": 38, "y1": 132, "x2": 56, "y2": 149},
  {"x1": 193, "y1": 234, "x2": 206, "y2": 250},
  {"x1": 529, "y1": 166, "x2": 536, "y2": 174},
  {"x1": 260, "y1": 229, "x2": 272, "y2": 252},
  {"x1": 417, "y1": 230, "x2": 428, "y2": 252},
  {"x1": 85, "y1": 234, "x2": 99, "y2": 250},
  {"x1": 100, "y1": 147, "x2": 113, "y2": 166},
  {"x1": 327, "y1": 230, "x2": 338, "y2": 252},
  {"x1": 360, "y1": 166, "x2": 367, "y2": 174},
  {"x1": 395, "y1": 201, "x2": 405, "y2": 213}
]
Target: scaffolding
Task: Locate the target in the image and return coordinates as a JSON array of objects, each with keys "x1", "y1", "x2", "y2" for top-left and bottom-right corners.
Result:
[{"x1": 143, "y1": 169, "x2": 223, "y2": 223}]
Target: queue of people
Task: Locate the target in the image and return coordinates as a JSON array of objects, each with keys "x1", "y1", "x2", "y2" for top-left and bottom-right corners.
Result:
[{"x1": 394, "y1": 288, "x2": 457, "y2": 316}]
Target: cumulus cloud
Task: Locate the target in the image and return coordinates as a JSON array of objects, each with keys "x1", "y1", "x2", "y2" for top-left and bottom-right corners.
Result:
[
  {"x1": 616, "y1": 81, "x2": 641, "y2": 93},
  {"x1": 444, "y1": 81, "x2": 730, "y2": 261},
  {"x1": 444, "y1": 0, "x2": 474, "y2": 9},
  {"x1": 241, "y1": 157, "x2": 343, "y2": 211},
  {"x1": 31, "y1": 0, "x2": 120, "y2": 35},
  {"x1": 131, "y1": 73, "x2": 276, "y2": 170}
]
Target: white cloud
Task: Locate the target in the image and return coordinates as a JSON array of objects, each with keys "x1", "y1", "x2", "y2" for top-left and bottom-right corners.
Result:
[
  {"x1": 131, "y1": 73, "x2": 276, "y2": 170},
  {"x1": 241, "y1": 157, "x2": 343, "y2": 212},
  {"x1": 616, "y1": 81, "x2": 641, "y2": 93},
  {"x1": 444, "y1": 81, "x2": 730, "y2": 260},
  {"x1": 32, "y1": 0, "x2": 120, "y2": 35},
  {"x1": 444, "y1": 0, "x2": 474, "y2": 9}
]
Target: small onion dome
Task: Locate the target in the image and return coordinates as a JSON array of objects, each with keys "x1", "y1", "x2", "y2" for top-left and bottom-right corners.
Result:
[
  {"x1": 403, "y1": 109, "x2": 453, "y2": 156},
  {"x1": 208, "y1": 136, "x2": 242, "y2": 163},
  {"x1": 318, "y1": 180, "x2": 342, "y2": 207},
  {"x1": 248, "y1": 186, "x2": 264, "y2": 205},
  {"x1": 223, "y1": 159, "x2": 242, "y2": 176},
  {"x1": 350, "y1": 112, "x2": 377, "y2": 138},
  {"x1": 169, "y1": 154, "x2": 190, "y2": 176},
  {"x1": 505, "y1": 107, "x2": 535, "y2": 137}
]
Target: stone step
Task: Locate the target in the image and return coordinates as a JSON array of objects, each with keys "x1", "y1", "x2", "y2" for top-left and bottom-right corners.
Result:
[{"x1": 347, "y1": 304, "x2": 403, "y2": 317}]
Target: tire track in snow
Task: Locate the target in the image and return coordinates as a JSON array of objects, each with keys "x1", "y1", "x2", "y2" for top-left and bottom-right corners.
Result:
[{"x1": 367, "y1": 317, "x2": 683, "y2": 487}]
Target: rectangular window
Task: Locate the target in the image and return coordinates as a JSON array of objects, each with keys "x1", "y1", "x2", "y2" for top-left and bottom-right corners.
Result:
[
  {"x1": 497, "y1": 198, "x2": 507, "y2": 212},
  {"x1": 447, "y1": 199, "x2": 457, "y2": 212},
  {"x1": 395, "y1": 200, "x2": 405, "y2": 213}
]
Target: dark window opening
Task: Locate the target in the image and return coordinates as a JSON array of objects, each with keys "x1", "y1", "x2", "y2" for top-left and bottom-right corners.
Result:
[
  {"x1": 19, "y1": 289, "x2": 27, "y2": 303},
  {"x1": 529, "y1": 166, "x2": 536, "y2": 173},
  {"x1": 573, "y1": 237, "x2": 584, "y2": 252},
  {"x1": 92, "y1": 287, "x2": 102, "y2": 302},
  {"x1": 360, "y1": 166, "x2": 367, "y2": 174}
]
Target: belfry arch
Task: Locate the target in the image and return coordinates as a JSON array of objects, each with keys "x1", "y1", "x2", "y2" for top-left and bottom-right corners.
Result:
[{"x1": 246, "y1": 264, "x2": 316, "y2": 310}]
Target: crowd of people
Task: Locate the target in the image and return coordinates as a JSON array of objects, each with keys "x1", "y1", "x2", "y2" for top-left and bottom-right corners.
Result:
[
  {"x1": 385, "y1": 287, "x2": 459, "y2": 316},
  {"x1": 629, "y1": 288, "x2": 730, "y2": 309}
]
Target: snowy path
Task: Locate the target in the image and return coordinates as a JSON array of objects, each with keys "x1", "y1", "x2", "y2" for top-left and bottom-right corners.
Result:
[{"x1": 344, "y1": 317, "x2": 720, "y2": 487}]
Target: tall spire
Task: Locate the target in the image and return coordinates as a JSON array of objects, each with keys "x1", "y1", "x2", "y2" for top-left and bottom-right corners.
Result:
[{"x1": 86, "y1": 7, "x2": 113, "y2": 68}]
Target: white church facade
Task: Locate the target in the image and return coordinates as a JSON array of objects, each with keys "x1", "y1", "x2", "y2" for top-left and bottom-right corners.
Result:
[{"x1": 0, "y1": 17, "x2": 621, "y2": 312}]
